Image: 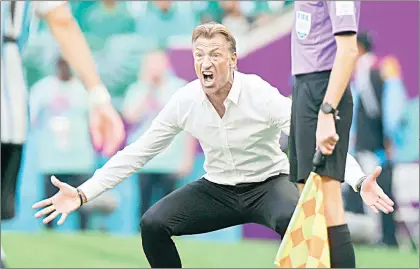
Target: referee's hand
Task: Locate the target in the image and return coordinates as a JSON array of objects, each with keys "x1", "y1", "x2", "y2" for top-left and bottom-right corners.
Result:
[
  {"x1": 360, "y1": 166, "x2": 395, "y2": 214},
  {"x1": 316, "y1": 113, "x2": 339, "y2": 155},
  {"x1": 32, "y1": 176, "x2": 81, "y2": 226}
]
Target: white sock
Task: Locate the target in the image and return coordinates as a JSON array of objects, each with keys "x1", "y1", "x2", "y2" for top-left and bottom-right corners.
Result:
[{"x1": 1, "y1": 245, "x2": 5, "y2": 261}]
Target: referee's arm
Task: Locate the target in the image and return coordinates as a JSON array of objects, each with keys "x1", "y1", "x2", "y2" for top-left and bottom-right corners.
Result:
[
  {"x1": 267, "y1": 89, "x2": 365, "y2": 191},
  {"x1": 323, "y1": 2, "x2": 360, "y2": 108}
]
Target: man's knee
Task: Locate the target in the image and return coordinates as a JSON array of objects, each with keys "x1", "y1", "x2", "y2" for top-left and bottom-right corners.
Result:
[
  {"x1": 273, "y1": 203, "x2": 297, "y2": 237},
  {"x1": 140, "y1": 208, "x2": 171, "y2": 237},
  {"x1": 321, "y1": 176, "x2": 346, "y2": 227}
]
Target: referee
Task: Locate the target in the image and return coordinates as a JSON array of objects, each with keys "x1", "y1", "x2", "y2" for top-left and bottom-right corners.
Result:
[
  {"x1": 289, "y1": 2, "x2": 361, "y2": 268},
  {"x1": 1, "y1": 2, "x2": 124, "y2": 267}
]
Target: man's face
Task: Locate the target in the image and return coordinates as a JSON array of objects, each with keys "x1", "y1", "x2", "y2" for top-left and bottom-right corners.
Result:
[
  {"x1": 153, "y1": 1, "x2": 172, "y2": 12},
  {"x1": 220, "y1": 1, "x2": 240, "y2": 13},
  {"x1": 357, "y1": 43, "x2": 366, "y2": 58},
  {"x1": 193, "y1": 34, "x2": 237, "y2": 95},
  {"x1": 142, "y1": 51, "x2": 169, "y2": 86},
  {"x1": 103, "y1": 0, "x2": 117, "y2": 8},
  {"x1": 56, "y1": 58, "x2": 71, "y2": 81}
]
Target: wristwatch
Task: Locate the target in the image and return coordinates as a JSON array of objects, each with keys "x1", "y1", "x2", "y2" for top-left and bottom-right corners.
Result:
[
  {"x1": 320, "y1": 103, "x2": 336, "y2": 115},
  {"x1": 320, "y1": 102, "x2": 340, "y2": 120}
]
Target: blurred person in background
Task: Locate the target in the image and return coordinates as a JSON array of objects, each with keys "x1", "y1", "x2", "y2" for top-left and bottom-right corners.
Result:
[
  {"x1": 219, "y1": 1, "x2": 250, "y2": 38},
  {"x1": 29, "y1": 56, "x2": 95, "y2": 230},
  {"x1": 134, "y1": 1, "x2": 197, "y2": 45},
  {"x1": 238, "y1": 1, "x2": 274, "y2": 27},
  {"x1": 81, "y1": 0, "x2": 135, "y2": 40},
  {"x1": 1, "y1": 2, "x2": 124, "y2": 267},
  {"x1": 193, "y1": 1, "x2": 279, "y2": 26},
  {"x1": 345, "y1": 32, "x2": 407, "y2": 247},
  {"x1": 192, "y1": 1, "x2": 224, "y2": 24},
  {"x1": 122, "y1": 49, "x2": 196, "y2": 225}
]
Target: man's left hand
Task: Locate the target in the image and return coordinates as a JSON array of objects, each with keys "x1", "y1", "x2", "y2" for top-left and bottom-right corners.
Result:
[{"x1": 360, "y1": 166, "x2": 395, "y2": 214}]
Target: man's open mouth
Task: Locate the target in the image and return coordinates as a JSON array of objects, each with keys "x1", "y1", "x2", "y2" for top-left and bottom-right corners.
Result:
[{"x1": 202, "y1": 71, "x2": 214, "y2": 82}]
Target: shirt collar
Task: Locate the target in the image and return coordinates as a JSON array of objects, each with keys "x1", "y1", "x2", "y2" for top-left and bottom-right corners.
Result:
[
  {"x1": 226, "y1": 71, "x2": 241, "y2": 105},
  {"x1": 200, "y1": 71, "x2": 242, "y2": 105}
]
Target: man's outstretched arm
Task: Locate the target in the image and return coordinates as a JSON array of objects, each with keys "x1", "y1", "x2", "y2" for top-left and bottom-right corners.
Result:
[
  {"x1": 77, "y1": 92, "x2": 184, "y2": 202},
  {"x1": 33, "y1": 91, "x2": 184, "y2": 225}
]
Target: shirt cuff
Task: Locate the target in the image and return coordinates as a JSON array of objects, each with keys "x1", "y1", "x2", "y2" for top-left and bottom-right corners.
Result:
[
  {"x1": 77, "y1": 173, "x2": 107, "y2": 202},
  {"x1": 344, "y1": 156, "x2": 367, "y2": 192}
]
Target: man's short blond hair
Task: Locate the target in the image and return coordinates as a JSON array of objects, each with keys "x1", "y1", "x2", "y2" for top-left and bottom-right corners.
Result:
[{"x1": 191, "y1": 22, "x2": 237, "y2": 55}]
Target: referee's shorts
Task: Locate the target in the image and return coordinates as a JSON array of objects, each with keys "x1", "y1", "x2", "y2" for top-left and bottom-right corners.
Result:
[
  {"x1": 1, "y1": 41, "x2": 28, "y2": 220},
  {"x1": 289, "y1": 70, "x2": 353, "y2": 184}
]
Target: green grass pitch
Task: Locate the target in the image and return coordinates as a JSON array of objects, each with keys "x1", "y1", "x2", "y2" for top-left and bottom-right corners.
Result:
[{"x1": 1, "y1": 231, "x2": 419, "y2": 268}]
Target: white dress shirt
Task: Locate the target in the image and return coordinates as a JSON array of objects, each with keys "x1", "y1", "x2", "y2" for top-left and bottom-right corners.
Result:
[{"x1": 79, "y1": 72, "x2": 365, "y2": 201}]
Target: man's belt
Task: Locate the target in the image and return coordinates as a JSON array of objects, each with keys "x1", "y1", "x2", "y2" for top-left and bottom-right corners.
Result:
[{"x1": 2, "y1": 36, "x2": 18, "y2": 43}]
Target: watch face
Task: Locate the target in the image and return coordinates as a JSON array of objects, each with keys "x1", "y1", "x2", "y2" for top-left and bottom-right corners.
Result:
[{"x1": 322, "y1": 103, "x2": 332, "y2": 113}]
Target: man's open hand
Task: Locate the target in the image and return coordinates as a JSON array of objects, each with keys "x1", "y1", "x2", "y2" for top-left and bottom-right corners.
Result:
[
  {"x1": 360, "y1": 166, "x2": 395, "y2": 214},
  {"x1": 32, "y1": 176, "x2": 81, "y2": 225}
]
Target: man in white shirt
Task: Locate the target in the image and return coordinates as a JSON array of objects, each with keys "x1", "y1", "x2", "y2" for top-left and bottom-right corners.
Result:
[
  {"x1": 32, "y1": 22, "x2": 394, "y2": 268},
  {"x1": 2, "y1": 2, "x2": 124, "y2": 267}
]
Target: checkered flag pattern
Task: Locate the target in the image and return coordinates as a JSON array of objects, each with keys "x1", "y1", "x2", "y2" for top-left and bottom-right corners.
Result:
[{"x1": 274, "y1": 172, "x2": 331, "y2": 268}]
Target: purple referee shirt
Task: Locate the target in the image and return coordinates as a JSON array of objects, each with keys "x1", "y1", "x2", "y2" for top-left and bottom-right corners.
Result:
[{"x1": 292, "y1": 1, "x2": 361, "y2": 75}]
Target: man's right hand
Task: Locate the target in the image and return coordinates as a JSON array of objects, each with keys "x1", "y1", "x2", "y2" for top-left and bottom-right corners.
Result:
[
  {"x1": 316, "y1": 112, "x2": 339, "y2": 155},
  {"x1": 32, "y1": 176, "x2": 82, "y2": 226}
]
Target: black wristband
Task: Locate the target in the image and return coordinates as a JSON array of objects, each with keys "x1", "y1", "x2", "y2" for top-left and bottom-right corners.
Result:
[
  {"x1": 355, "y1": 176, "x2": 367, "y2": 193},
  {"x1": 76, "y1": 188, "x2": 84, "y2": 206}
]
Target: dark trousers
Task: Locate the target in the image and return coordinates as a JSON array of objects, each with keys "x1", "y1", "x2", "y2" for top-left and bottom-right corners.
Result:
[
  {"x1": 377, "y1": 162, "x2": 398, "y2": 246},
  {"x1": 44, "y1": 174, "x2": 88, "y2": 230},
  {"x1": 140, "y1": 174, "x2": 299, "y2": 268},
  {"x1": 139, "y1": 173, "x2": 177, "y2": 218}
]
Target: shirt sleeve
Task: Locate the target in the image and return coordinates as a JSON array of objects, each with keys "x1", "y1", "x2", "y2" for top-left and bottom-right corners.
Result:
[
  {"x1": 32, "y1": 1, "x2": 68, "y2": 17},
  {"x1": 78, "y1": 90, "x2": 183, "y2": 201},
  {"x1": 326, "y1": 1, "x2": 360, "y2": 34},
  {"x1": 344, "y1": 153, "x2": 366, "y2": 192},
  {"x1": 266, "y1": 84, "x2": 292, "y2": 136}
]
